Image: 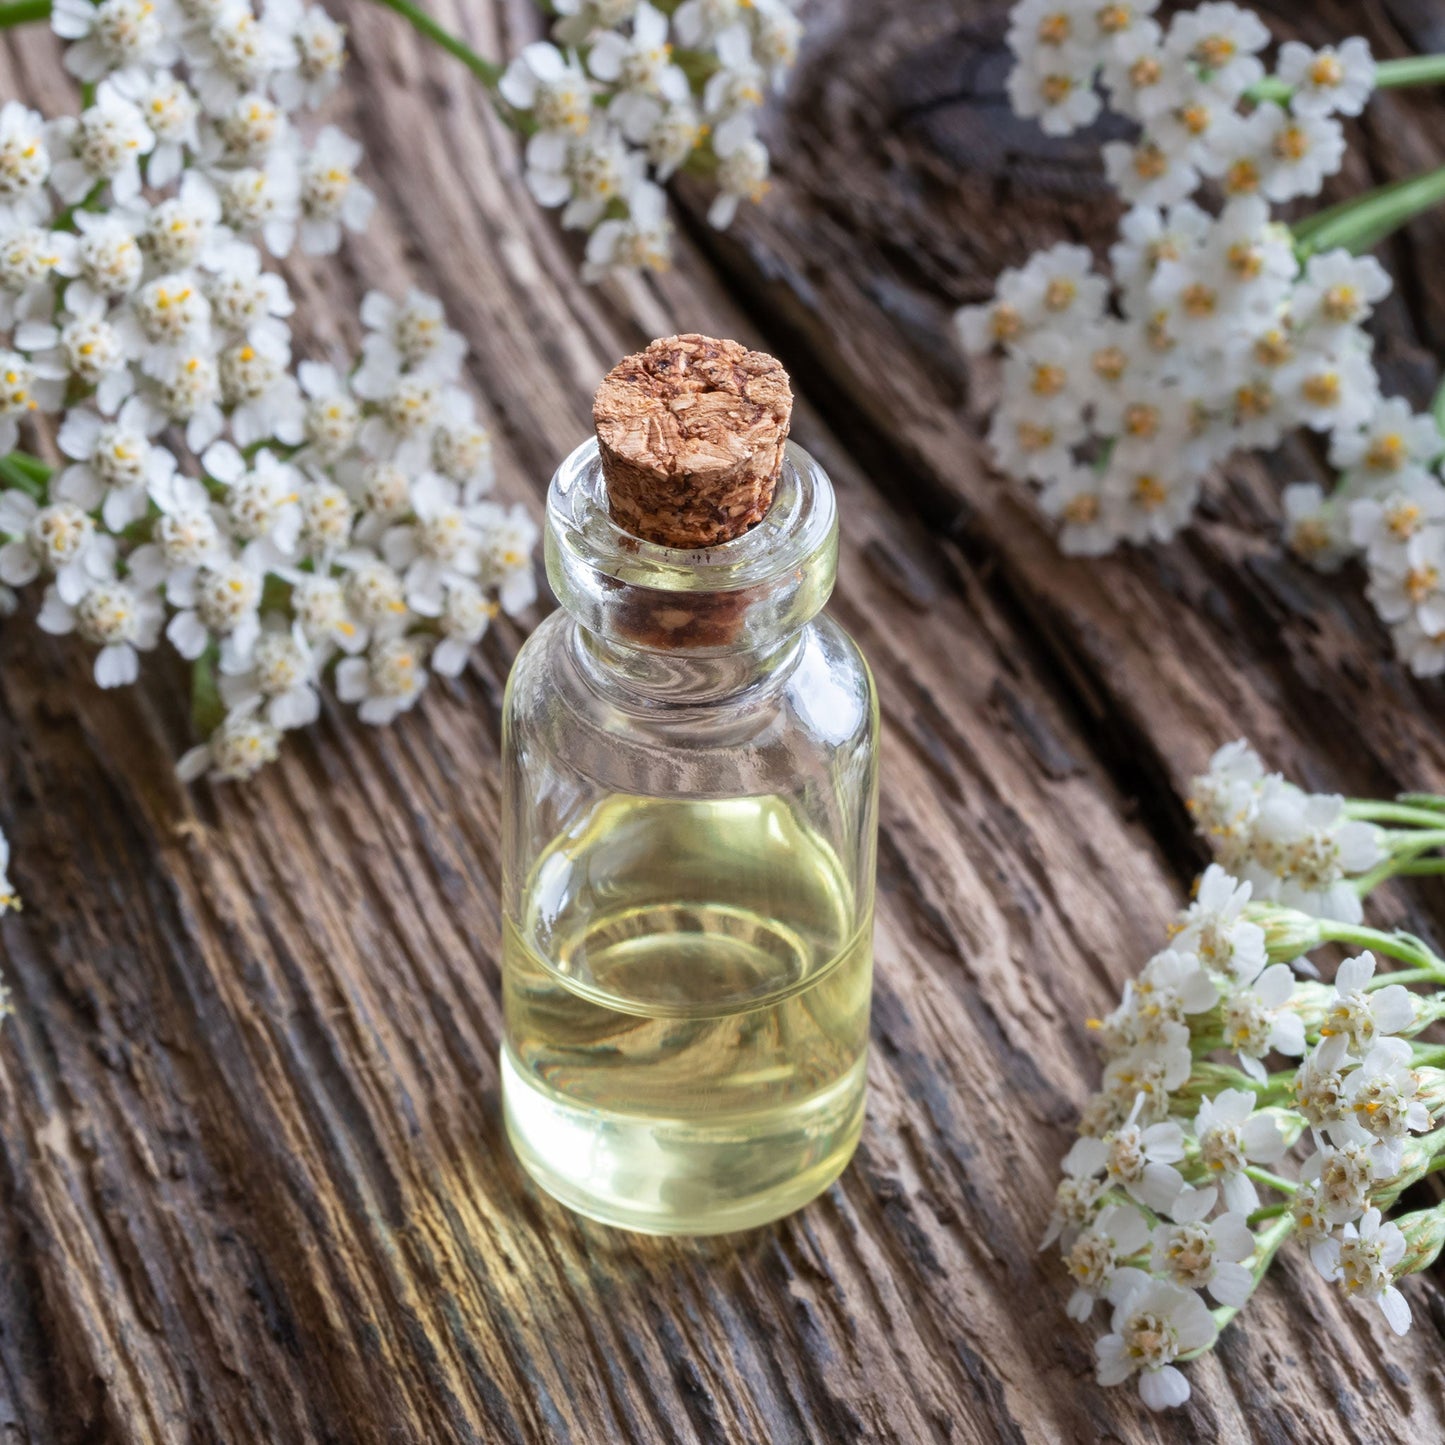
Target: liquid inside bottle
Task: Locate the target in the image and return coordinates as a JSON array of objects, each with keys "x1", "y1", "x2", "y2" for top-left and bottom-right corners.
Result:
[{"x1": 502, "y1": 792, "x2": 873, "y2": 1235}]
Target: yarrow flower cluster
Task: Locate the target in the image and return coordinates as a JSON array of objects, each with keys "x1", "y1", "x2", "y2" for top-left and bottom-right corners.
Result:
[
  {"x1": 499, "y1": 0, "x2": 800, "y2": 281},
  {"x1": 1186, "y1": 738, "x2": 1383, "y2": 924},
  {"x1": 961, "y1": 2, "x2": 1445, "y2": 676},
  {"x1": 1049, "y1": 737, "x2": 1445, "y2": 1410},
  {"x1": 0, "y1": 1, "x2": 537, "y2": 783}
]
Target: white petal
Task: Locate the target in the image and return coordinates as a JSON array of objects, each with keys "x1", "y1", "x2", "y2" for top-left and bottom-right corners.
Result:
[
  {"x1": 1336, "y1": 952, "x2": 1375, "y2": 993},
  {"x1": 1241, "y1": 1114, "x2": 1286, "y2": 1162},
  {"x1": 36, "y1": 589, "x2": 75, "y2": 634},
  {"x1": 1379, "y1": 1286, "x2": 1412, "y2": 1336},
  {"x1": 57, "y1": 407, "x2": 103, "y2": 459},
  {"x1": 102, "y1": 486, "x2": 147, "y2": 532},
  {"x1": 334, "y1": 657, "x2": 368, "y2": 702},
  {"x1": 55, "y1": 464, "x2": 105, "y2": 510},
  {"x1": 1371, "y1": 985, "x2": 1416, "y2": 1035},
  {"x1": 94, "y1": 642, "x2": 138, "y2": 688},
  {"x1": 1207, "y1": 1262, "x2": 1253, "y2": 1309},
  {"x1": 1166, "y1": 1186, "x2": 1216, "y2": 1224},
  {"x1": 1094, "y1": 1335, "x2": 1133, "y2": 1388},
  {"x1": 1211, "y1": 1213, "x2": 1257, "y2": 1260},
  {"x1": 268, "y1": 687, "x2": 320, "y2": 730},
  {"x1": 0, "y1": 542, "x2": 40, "y2": 587},
  {"x1": 1220, "y1": 1172, "x2": 1259, "y2": 1216},
  {"x1": 167, "y1": 609, "x2": 210, "y2": 659},
  {"x1": 1138, "y1": 1365, "x2": 1190, "y2": 1411},
  {"x1": 1133, "y1": 1162, "x2": 1184, "y2": 1213},
  {"x1": 429, "y1": 638, "x2": 468, "y2": 677},
  {"x1": 520, "y1": 42, "x2": 565, "y2": 81}
]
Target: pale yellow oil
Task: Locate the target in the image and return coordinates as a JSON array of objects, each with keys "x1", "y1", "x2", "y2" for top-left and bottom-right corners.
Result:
[{"x1": 501, "y1": 793, "x2": 873, "y2": 1235}]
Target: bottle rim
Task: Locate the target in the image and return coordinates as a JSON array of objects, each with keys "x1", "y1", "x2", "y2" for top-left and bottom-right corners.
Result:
[{"x1": 545, "y1": 437, "x2": 839, "y2": 655}]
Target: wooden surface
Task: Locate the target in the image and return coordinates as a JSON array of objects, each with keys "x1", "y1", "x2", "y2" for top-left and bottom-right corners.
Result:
[{"x1": 4, "y1": 2, "x2": 1445, "y2": 1441}]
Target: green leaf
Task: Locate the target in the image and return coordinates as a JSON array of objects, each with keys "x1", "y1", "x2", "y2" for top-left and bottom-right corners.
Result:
[
  {"x1": 0, "y1": 0, "x2": 53, "y2": 28},
  {"x1": 190, "y1": 648, "x2": 226, "y2": 741}
]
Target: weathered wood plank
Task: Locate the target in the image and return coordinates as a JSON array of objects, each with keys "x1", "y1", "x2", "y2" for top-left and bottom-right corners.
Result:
[{"x1": 2, "y1": 3, "x2": 1444, "y2": 1442}]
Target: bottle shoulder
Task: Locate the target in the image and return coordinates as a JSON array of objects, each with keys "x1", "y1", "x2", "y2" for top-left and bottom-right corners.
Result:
[
  {"x1": 786, "y1": 614, "x2": 878, "y2": 751},
  {"x1": 502, "y1": 611, "x2": 877, "y2": 776}
]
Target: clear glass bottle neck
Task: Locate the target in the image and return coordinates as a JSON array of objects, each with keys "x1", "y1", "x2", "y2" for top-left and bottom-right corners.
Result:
[{"x1": 545, "y1": 439, "x2": 839, "y2": 704}]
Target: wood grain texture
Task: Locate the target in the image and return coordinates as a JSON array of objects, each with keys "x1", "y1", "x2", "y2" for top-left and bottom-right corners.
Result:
[{"x1": 3, "y1": 2, "x2": 1445, "y2": 1441}]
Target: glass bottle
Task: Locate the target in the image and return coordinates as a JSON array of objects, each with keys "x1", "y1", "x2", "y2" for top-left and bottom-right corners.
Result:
[{"x1": 500, "y1": 434, "x2": 879, "y2": 1235}]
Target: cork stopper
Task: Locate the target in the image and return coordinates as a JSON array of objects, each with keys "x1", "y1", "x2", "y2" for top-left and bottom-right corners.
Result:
[{"x1": 593, "y1": 334, "x2": 794, "y2": 548}]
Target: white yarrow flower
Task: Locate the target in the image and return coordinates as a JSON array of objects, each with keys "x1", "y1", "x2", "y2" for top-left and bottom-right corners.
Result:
[
  {"x1": 1095, "y1": 1272, "x2": 1216, "y2": 1410},
  {"x1": 1193, "y1": 1089, "x2": 1287, "y2": 1215},
  {"x1": 1277, "y1": 38, "x2": 1375, "y2": 118},
  {"x1": 335, "y1": 634, "x2": 431, "y2": 724},
  {"x1": 1316, "y1": 1207, "x2": 1412, "y2": 1336}
]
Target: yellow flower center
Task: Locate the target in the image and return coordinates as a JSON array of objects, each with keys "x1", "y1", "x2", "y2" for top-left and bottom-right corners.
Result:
[
  {"x1": 1365, "y1": 433, "x2": 1405, "y2": 472},
  {"x1": 1322, "y1": 283, "x2": 1359, "y2": 322},
  {"x1": 1225, "y1": 159, "x2": 1260, "y2": 194},
  {"x1": 1145, "y1": 310, "x2": 1175, "y2": 352},
  {"x1": 1092, "y1": 345, "x2": 1127, "y2": 382},
  {"x1": 1044, "y1": 277, "x2": 1077, "y2": 311},
  {"x1": 1063, "y1": 493, "x2": 1100, "y2": 525},
  {"x1": 1309, "y1": 54, "x2": 1344, "y2": 87},
  {"x1": 1180, "y1": 103, "x2": 1210, "y2": 135},
  {"x1": 1227, "y1": 241, "x2": 1262, "y2": 279},
  {"x1": 1180, "y1": 282, "x2": 1216, "y2": 318},
  {"x1": 991, "y1": 304, "x2": 1023, "y2": 343},
  {"x1": 1253, "y1": 329, "x2": 1292, "y2": 367},
  {"x1": 1133, "y1": 144, "x2": 1168, "y2": 180},
  {"x1": 1235, "y1": 381, "x2": 1272, "y2": 419},
  {"x1": 1197, "y1": 35, "x2": 1237, "y2": 68},
  {"x1": 1123, "y1": 402, "x2": 1159, "y2": 438},
  {"x1": 1302, "y1": 371, "x2": 1340, "y2": 407},
  {"x1": 1274, "y1": 125, "x2": 1310, "y2": 162},
  {"x1": 1129, "y1": 55, "x2": 1162, "y2": 88},
  {"x1": 1387, "y1": 502, "x2": 1421, "y2": 538},
  {"x1": 1040, "y1": 73, "x2": 1073, "y2": 106},
  {"x1": 1032, "y1": 363, "x2": 1067, "y2": 397},
  {"x1": 1037, "y1": 13, "x2": 1071, "y2": 43},
  {"x1": 1406, "y1": 565, "x2": 1439, "y2": 604},
  {"x1": 1133, "y1": 473, "x2": 1167, "y2": 510}
]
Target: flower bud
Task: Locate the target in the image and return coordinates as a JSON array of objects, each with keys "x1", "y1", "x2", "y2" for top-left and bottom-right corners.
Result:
[
  {"x1": 1394, "y1": 1203, "x2": 1445, "y2": 1277},
  {"x1": 1249, "y1": 904, "x2": 1325, "y2": 965}
]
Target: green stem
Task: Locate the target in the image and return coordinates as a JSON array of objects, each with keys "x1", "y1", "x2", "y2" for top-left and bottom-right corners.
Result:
[
  {"x1": 1248, "y1": 55, "x2": 1445, "y2": 107},
  {"x1": 1244, "y1": 1165, "x2": 1298, "y2": 1196},
  {"x1": 364, "y1": 0, "x2": 503, "y2": 87},
  {"x1": 1393, "y1": 859, "x2": 1445, "y2": 878},
  {"x1": 1293, "y1": 162, "x2": 1445, "y2": 258},
  {"x1": 1354, "y1": 833, "x2": 1445, "y2": 896},
  {"x1": 1376, "y1": 55, "x2": 1445, "y2": 90},
  {"x1": 190, "y1": 650, "x2": 226, "y2": 741},
  {"x1": 1316, "y1": 921, "x2": 1445, "y2": 977},
  {"x1": 0, "y1": 0, "x2": 51, "y2": 25},
  {"x1": 1397, "y1": 793, "x2": 1445, "y2": 812},
  {"x1": 1246, "y1": 76, "x2": 1292, "y2": 104},
  {"x1": 1367, "y1": 966, "x2": 1440, "y2": 991},
  {"x1": 1247, "y1": 1202, "x2": 1289, "y2": 1224},
  {"x1": 1346, "y1": 800, "x2": 1445, "y2": 828}
]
